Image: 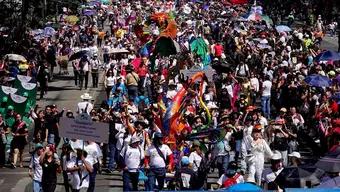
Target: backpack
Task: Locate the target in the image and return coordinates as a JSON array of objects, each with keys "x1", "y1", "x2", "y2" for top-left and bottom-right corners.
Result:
[
  {"x1": 222, "y1": 173, "x2": 241, "y2": 188},
  {"x1": 192, "y1": 157, "x2": 211, "y2": 189}
]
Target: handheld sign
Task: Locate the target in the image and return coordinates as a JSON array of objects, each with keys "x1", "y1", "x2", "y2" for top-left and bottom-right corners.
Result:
[
  {"x1": 59, "y1": 113, "x2": 109, "y2": 143},
  {"x1": 180, "y1": 65, "x2": 216, "y2": 82}
]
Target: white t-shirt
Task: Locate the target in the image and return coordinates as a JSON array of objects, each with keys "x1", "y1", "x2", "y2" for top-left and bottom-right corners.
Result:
[
  {"x1": 103, "y1": 45, "x2": 111, "y2": 54},
  {"x1": 77, "y1": 101, "x2": 93, "y2": 114},
  {"x1": 217, "y1": 173, "x2": 244, "y2": 186},
  {"x1": 84, "y1": 142, "x2": 103, "y2": 165},
  {"x1": 80, "y1": 60, "x2": 89, "y2": 72},
  {"x1": 106, "y1": 76, "x2": 116, "y2": 87},
  {"x1": 236, "y1": 64, "x2": 249, "y2": 76},
  {"x1": 88, "y1": 45, "x2": 98, "y2": 56},
  {"x1": 188, "y1": 151, "x2": 202, "y2": 172},
  {"x1": 146, "y1": 144, "x2": 172, "y2": 168},
  {"x1": 262, "y1": 80, "x2": 272, "y2": 96},
  {"x1": 250, "y1": 77, "x2": 259, "y2": 92},
  {"x1": 120, "y1": 146, "x2": 144, "y2": 172},
  {"x1": 29, "y1": 153, "x2": 43, "y2": 182},
  {"x1": 115, "y1": 123, "x2": 126, "y2": 150},
  {"x1": 66, "y1": 156, "x2": 93, "y2": 190}
]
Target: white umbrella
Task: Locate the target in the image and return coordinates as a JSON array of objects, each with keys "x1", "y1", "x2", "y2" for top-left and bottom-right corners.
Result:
[{"x1": 4, "y1": 54, "x2": 27, "y2": 62}]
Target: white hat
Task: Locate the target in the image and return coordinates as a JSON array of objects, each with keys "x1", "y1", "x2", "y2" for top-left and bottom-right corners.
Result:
[
  {"x1": 80, "y1": 93, "x2": 93, "y2": 100},
  {"x1": 131, "y1": 136, "x2": 141, "y2": 144},
  {"x1": 288, "y1": 151, "x2": 301, "y2": 158},
  {"x1": 280, "y1": 107, "x2": 287, "y2": 113},
  {"x1": 271, "y1": 151, "x2": 282, "y2": 160},
  {"x1": 207, "y1": 102, "x2": 218, "y2": 109}
]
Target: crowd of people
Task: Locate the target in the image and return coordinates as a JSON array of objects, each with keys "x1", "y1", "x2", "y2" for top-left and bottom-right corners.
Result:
[{"x1": 0, "y1": 0, "x2": 339, "y2": 191}]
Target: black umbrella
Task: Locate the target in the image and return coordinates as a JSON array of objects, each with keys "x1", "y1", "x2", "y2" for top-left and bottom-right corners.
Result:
[
  {"x1": 69, "y1": 50, "x2": 91, "y2": 61},
  {"x1": 275, "y1": 166, "x2": 325, "y2": 188}
]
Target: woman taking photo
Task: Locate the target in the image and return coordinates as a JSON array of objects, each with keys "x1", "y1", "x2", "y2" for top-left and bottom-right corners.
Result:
[{"x1": 39, "y1": 144, "x2": 61, "y2": 192}]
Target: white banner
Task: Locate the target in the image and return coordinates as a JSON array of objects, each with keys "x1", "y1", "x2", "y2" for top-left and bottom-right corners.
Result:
[{"x1": 59, "y1": 113, "x2": 109, "y2": 143}]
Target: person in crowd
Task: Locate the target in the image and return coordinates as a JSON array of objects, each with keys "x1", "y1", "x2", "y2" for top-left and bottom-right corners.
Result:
[
  {"x1": 45, "y1": 105, "x2": 63, "y2": 146},
  {"x1": 39, "y1": 144, "x2": 61, "y2": 192},
  {"x1": 0, "y1": 114, "x2": 8, "y2": 168},
  {"x1": 66, "y1": 147, "x2": 93, "y2": 192},
  {"x1": 271, "y1": 119, "x2": 290, "y2": 166},
  {"x1": 125, "y1": 65, "x2": 139, "y2": 101},
  {"x1": 175, "y1": 156, "x2": 196, "y2": 190},
  {"x1": 28, "y1": 143, "x2": 44, "y2": 192},
  {"x1": 263, "y1": 151, "x2": 284, "y2": 190},
  {"x1": 77, "y1": 93, "x2": 94, "y2": 114},
  {"x1": 120, "y1": 136, "x2": 144, "y2": 191},
  {"x1": 10, "y1": 114, "x2": 28, "y2": 168},
  {"x1": 217, "y1": 161, "x2": 244, "y2": 189},
  {"x1": 33, "y1": 109, "x2": 47, "y2": 144},
  {"x1": 61, "y1": 143, "x2": 74, "y2": 192},
  {"x1": 37, "y1": 62, "x2": 49, "y2": 99},
  {"x1": 90, "y1": 54, "x2": 100, "y2": 88},
  {"x1": 104, "y1": 70, "x2": 116, "y2": 99},
  {"x1": 261, "y1": 75, "x2": 272, "y2": 119},
  {"x1": 214, "y1": 124, "x2": 233, "y2": 176},
  {"x1": 247, "y1": 128, "x2": 273, "y2": 185},
  {"x1": 144, "y1": 132, "x2": 174, "y2": 191},
  {"x1": 84, "y1": 141, "x2": 102, "y2": 192},
  {"x1": 78, "y1": 55, "x2": 90, "y2": 90},
  {"x1": 188, "y1": 140, "x2": 203, "y2": 173}
]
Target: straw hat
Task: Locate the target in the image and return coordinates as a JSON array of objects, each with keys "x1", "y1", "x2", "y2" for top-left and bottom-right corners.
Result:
[{"x1": 80, "y1": 93, "x2": 93, "y2": 100}]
